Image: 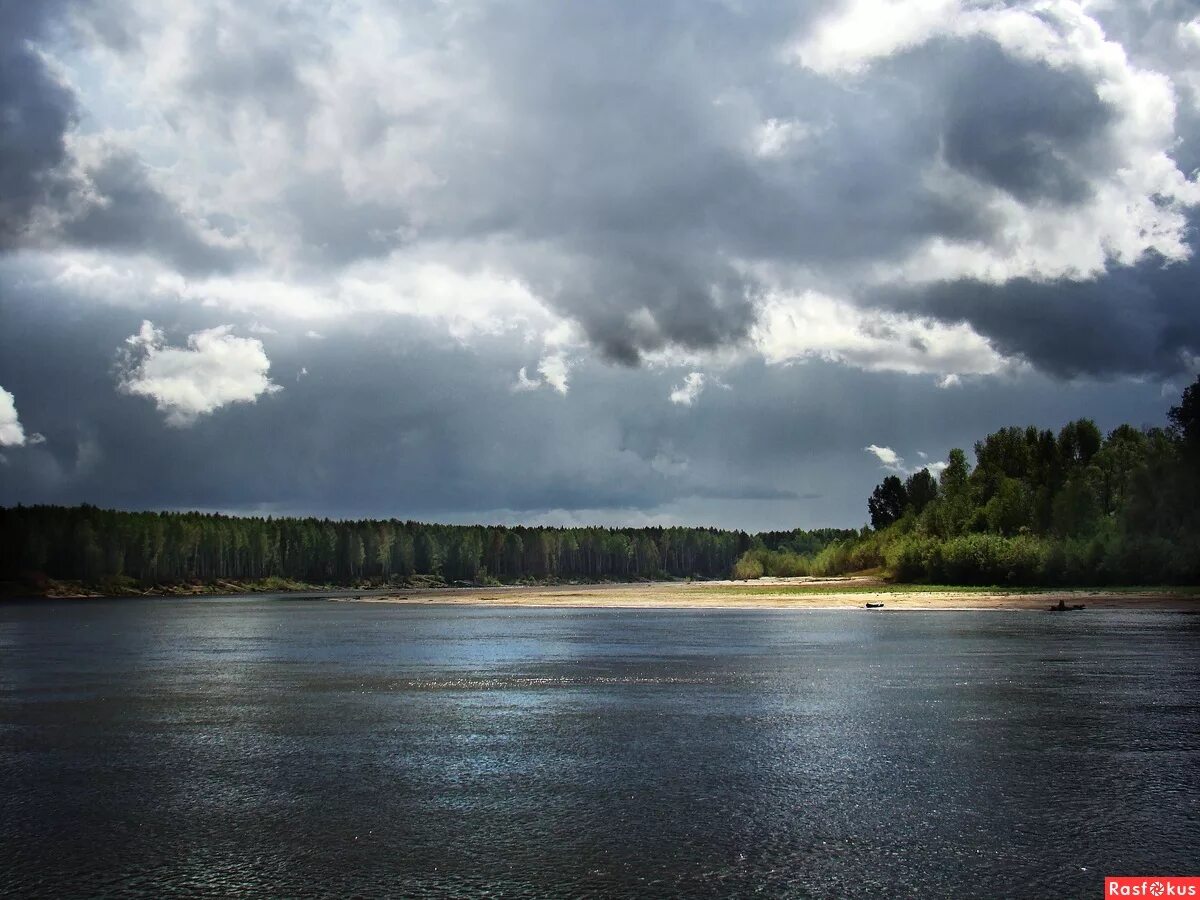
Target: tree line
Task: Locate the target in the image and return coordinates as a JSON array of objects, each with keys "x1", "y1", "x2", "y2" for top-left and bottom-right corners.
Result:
[
  {"x1": 0, "y1": 508, "x2": 777, "y2": 588},
  {"x1": 736, "y1": 377, "x2": 1200, "y2": 585}
]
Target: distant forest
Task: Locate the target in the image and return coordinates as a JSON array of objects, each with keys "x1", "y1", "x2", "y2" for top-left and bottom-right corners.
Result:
[
  {"x1": 737, "y1": 377, "x2": 1200, "y2": 585},
  {"x1": 0, "y1": 504, "x2": 853, "y2": 590},
  {"x1": 4, "y1": 377, "x2": 1199, "y2": 592}
]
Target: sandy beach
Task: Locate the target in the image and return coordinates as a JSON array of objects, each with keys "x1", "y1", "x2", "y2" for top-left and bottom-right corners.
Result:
[{"x1": 341, "y1": 577, "x2": 1200, "y2": 612}]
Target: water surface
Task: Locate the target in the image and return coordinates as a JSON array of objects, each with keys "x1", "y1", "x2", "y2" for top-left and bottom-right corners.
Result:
[{"x1": 1, "y1": 600, "x2": 1197, "y2": 897}]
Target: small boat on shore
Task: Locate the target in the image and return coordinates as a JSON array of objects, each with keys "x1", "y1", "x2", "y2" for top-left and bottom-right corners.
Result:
[
  {"x1": 1048, "y1": 600, "x2": 1086, "y2": 612},
  {"x1": 865, "y1": 601, "x2": 885, "y2": 609}
]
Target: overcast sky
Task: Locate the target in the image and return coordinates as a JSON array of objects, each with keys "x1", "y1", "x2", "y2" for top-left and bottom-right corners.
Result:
[{"x1": 1, "y1": 0, "x2": 1198, "y2": 531}]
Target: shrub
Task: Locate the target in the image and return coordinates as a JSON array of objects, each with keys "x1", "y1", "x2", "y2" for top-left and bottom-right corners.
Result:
[
  {"x1": 763, "y1": 551, "x2": 809, "y2": 577},
  {"x1": 1041, "y1": 541, "x2": 1068, "y2": 586},
  {"x1": 935, "y1": 534, "x2": 1046, "y2": 585},
  {"x1": 885, "y1": 535, "x2": 933, "y2": 582},
  {"x1": 1107, "y1": 535, "x2": 1175, "y2": 585},
  {"x1": 809, "y1": 541, "x2": 856, "y2": 576},
  {"x1": 848, "y1": 535, "x2": 886, "y2": 572},
  {"x1": 732, "y1": 552, "x2": 765, "y2": 580}
]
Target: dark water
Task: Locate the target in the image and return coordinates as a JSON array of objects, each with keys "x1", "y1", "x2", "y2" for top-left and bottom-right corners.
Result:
[{"x1": 1, "y1": 600, "x2": 1197, "y2": 898}]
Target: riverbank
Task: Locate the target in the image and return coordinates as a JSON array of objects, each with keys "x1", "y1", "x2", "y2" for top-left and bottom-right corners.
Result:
[
  {"x1": 340, "y1": 577, "x2": 1200, "y2": 611},
  {"x1": 0, "y1": 574, "x2": 446, "y2": 600},
  {"x1": 6, "y1": 575, "x2": 1198, "y2": 610}
]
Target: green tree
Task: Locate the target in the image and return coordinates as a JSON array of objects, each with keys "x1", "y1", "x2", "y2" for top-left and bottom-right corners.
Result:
[
  {"x1": 1169, "y1": 375, "x2": 1200, "y2": 460},
  {"x1": 415, "y1": 531, "x2": 440, "y2": 574},
  {"x1": 348, "y1": 532, "x2": 366, "y2": 578},
  {"x1": 903, "y1": 468, "x2": 939, "y2": 514},
  {"x1": 983, "y1": 477, "x2": 1032, "y2": 535},
  {"x1": 1059, "y1": 419, "x2": 1102, "y2": 468},
  {"x1": 503, "y1": 533, "x2": 523, "y2": 577},
  {"x1": 1052, "y1": 476, "x2": 1100, "y2": 537},
  {"x1": 376, "y1": 524, "x2": 395, "y2": 576},
  {"x1": 940, "y1": 449, "x2": 970, "y2": 498},
  {"x1": 394, "y1": 531, "x2": 415, "y2": 576},
  {"x1": 868, "y1": 476, "x2": 908, "y2": 530}
]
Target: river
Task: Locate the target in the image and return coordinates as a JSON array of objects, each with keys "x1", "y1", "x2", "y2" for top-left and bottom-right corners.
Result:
[{"x1": 1, "y1": 599, "x2": 1197, "y2": 897}]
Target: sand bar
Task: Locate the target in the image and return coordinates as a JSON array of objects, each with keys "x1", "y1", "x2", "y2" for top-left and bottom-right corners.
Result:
[{"x1": 341, "y1": 577, "x2": 1200, "y2": 612}]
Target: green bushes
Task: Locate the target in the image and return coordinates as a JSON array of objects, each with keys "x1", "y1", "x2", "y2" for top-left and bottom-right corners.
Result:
[
  {"x1": 739, "y1": 521, "x2": 1198, "y2": 588},
  {"x1": 939, "y1": 534, "x2": 1045, "y2": 585},
  {"x1": 846, "y1": 536, "x2": 885, "y2": 572},
  {"x1": 862, "y1": 526, "x2": 1198, "y2": 587},
  {"x1": 732, "y1": 552, "x2": 765, "y2": 580},
  {"x1": 1101, "y1": 533, "x2": 1200, "y2": 585},
  {"x1": 761, "y1": 551, "x2": 809, "y2": 577},
  {"x1": 741, "y1": 516, "x2": 1200, "y2": 588},
  {"x1": 875, "y1": 533, "x2": 1043, "y2": 585},
  {"x1": 807, "y1": 542, "x2": 849, "y2": 576},
  {"x1": 884, "y1": 535, "x2": 936, "y2": 582},
  {"x1": 729, "y1": 537, "x2": 886, "y2": 580}
]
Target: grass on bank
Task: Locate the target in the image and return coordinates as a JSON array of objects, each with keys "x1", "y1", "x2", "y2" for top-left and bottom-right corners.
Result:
[{"x1": 693, "y1": 582, "x2": 1200, "y2": 596}]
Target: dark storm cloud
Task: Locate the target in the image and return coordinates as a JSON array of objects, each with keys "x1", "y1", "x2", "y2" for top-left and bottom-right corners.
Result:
[
  {"x1": 846, "y1": 18, "x2": 1200, "y2": 381},
  {"x1": 874, "y1": 223, "x2": 1200, "y2": 378},
  {"x1": 937, "y1": 39, "x2": 1115, "y2": 206},
  {"x1": 89, "y1": 0, "x2": 1002, "y2": 359},
  {"x1": 60, "y1": 148, "x2": 246, "y2": 273},
  {"x1": 282, "y1": 173, "x2": 415, "y2": 266},
  {"x1": 538, "y1": 253, "x2": 760, "y2": 365},
  {"x1": 236, "y1": 3, "x2": 1163, "y2": 364},
  {"x1": 414, "y1": 1, "x2": 998, "y2": 358},
  {"x1": 0, "y1": 0, "x2": 76, "y2": 247},
  {"x1": 0, "y1": 0, "x2": 242, "y2": 269}
]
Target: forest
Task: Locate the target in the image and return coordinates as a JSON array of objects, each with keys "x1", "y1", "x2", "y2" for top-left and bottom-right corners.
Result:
[
  {"x1": 0, "y1": 508, "x2": 776, "y2": 590},
  {"x1": 735, "y1": 377, "x2": 1200, "y2": 585},
  {"x1": 0, "y1": 504, "x2": 858, "y2": 592}
]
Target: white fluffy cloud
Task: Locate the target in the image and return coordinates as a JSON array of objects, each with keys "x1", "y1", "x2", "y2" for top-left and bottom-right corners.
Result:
[
  {"x1": 795, "y1": 0, "x2": 964, "y2": 76},
  {"x1": 536, "y1": 352, "x2": 572, "y2": 395},
  {"x1": 117, "y1": 320, "x2": 282, "y2": 426},
  {"x1": 753, "y1": 291, "x2": 1011, "y2": 377},
  {"x1": 752, "y1": 118, "x2": 821, "y2": 159},
  {"x1": 865, "y1": 443, "x2": 949, "y2": 477},
  {"x1": 511, "y1": 351, "x2": 576, "y2": 396},
  {"x1": 864, "y1": 444, "x2": 905, "y2": 471},
  {"x1": 799, "y1": 0, "x2": 1200, "y2": 288},
  {"x1": 0, "y1": 386, "x2": 42, "y2": 447},
  {"x1": 512, "y1": 367, "x2": 541, "y2": 393},
  {"x1": 669, "y1": 373, "x2": 707, "y2": 406}
]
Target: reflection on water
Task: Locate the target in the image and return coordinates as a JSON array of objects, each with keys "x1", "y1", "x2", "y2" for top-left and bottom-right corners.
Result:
[{"x1": 1, "y1": 600, "x2": 1197, "y2": 897}]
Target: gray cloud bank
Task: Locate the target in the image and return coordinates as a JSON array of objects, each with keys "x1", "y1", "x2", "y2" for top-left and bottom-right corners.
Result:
[{"x1": 7, "y1": 1, "x2": 1196, "y2": 367}]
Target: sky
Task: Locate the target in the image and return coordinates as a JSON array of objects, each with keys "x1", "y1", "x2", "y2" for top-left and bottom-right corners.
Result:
[{"x1": 0, "y1": 0, "x2": 1198, "y2": 532}]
